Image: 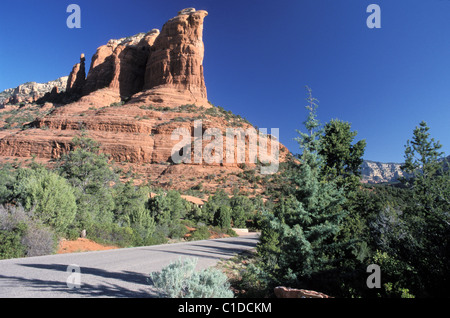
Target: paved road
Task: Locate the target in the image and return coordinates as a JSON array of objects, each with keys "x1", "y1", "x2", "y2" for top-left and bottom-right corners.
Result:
[{"x1": 0, "y1": 234, "x2": 259, "y2": 298}]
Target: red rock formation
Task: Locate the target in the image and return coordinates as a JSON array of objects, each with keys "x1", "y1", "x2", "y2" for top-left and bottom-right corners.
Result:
[
  {"x1": 82, "y1": 30, "x2": 160, "y2": 99},
  {"x1": 132, "y1": 8, "x2": 209, "y2": 108},
  {"x1": 0, "y1": 8, "x2": 290, "y2": 195},
  {"x1": 66, "y1": 54, "x2": 86, "y2": 95}
]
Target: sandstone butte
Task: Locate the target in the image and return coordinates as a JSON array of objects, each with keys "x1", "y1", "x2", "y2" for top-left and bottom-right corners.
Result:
[{"x1": 0, "y1": 8, "x2": 291, "y2": 195}]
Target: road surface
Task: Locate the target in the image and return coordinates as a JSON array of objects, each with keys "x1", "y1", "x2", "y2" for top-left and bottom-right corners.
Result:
[{"x1": 0, "y1": 234, "x2": 259, "y2": 298}]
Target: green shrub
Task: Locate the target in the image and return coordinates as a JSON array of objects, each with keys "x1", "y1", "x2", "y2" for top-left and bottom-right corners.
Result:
[
  {"x1": 148, "y1": 190, "x2": 189, "y2": 225},
  {"x1": 149, "y1": 258, "x2": 234, "y2": 298},
  {"x1": 0, "y1": 205, "x2": 56, "y2": 259},
  {"x1": 214, "y1": 206, "x2": 232, "y2": 229},
  {"x1": 168, "y1": 222, "x2": 189, "y2": 239},
  {"x1": 226, "y1": 228, "x2": 238, "y2": 237},
  {"x1": 0, "y1": 223, "x2": 27, "y2": 260},
  {"x1": 188, "y1": 225, "x2": 210, "y2": 241},
  {"x1": 58, "y1": 136, "x2": 118, "y2": 230},
  {"x1": 145, "y1": 225, "x2": 169, "y2": 245},
  {"x1": 14, "y1": 167, "x2": 77, "y2": 234},
  {"x1": 86, "y1": 222, "x2": 135, "y2": 248}
]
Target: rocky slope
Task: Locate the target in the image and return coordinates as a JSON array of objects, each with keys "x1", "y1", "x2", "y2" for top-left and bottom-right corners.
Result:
[
  {"x1": 360, "y1": 160, "x2": 407, "y2": 184},
  {"x1": 0, "y1": 8, "x2": 288, "y2": 195},
  {"x1": 360, "y1": 156, "x2": 449, "y2": 184},
  {"x1": 0, "y1": 77, "x2": 68, "y2": 106}
]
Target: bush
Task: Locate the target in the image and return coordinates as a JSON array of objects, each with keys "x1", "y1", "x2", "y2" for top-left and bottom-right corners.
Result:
[
  {"x1": 58, "y1": 136, "x2": 118, "y2": 230},
  {"x1": 21, "y1": 222, "x2": 57, "y2": 257},
  {"x1": 148, "y1": 190, "x2": 189, "y2": 225},
  {"x1": 0, "y1": 205, "x2": 57, "y2": 259},
  {"x1": 0, "y1": 223, "x2": 27, "y2": 260},
  {"x1": 145, "y1": 225, "x2": 169, "y2": 245},
  {"x1": 168, "y1": 222, "x2": 189, "y2": 239},
  {"x1": 86, "y1": 222, "x2": 135, "y2": 248},
  {"x1": 214, "y1": 206, "x2": 232, "y2": 229},
  {"x1": 188, "y1": 225, "x2": 210, "y2": 241},
  {"x1": 149, "y1": 258, "x2": 234, "y2": 298},
  {"x1": 13, "y1": 167, "x2": 77, "y2": 234}
]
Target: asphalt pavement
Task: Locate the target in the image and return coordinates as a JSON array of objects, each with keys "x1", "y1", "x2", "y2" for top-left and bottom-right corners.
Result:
[{"x1": 0, "y1": 234, "x2": 259, "y2": 298}]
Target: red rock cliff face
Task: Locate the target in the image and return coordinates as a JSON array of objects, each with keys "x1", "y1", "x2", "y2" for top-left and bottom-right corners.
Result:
[
  {"x1": 66, "y1": 54, "x2": 86, "y2": 96},
  {"x1": 82, "y1": 30, "x2": 160, "y2": 99},
  {"x1": 60, "y1": 8, "x2": 209, "y2": 107},
  {"x1": 135, "y1": 9, "x2": 209, "y2": 107}
]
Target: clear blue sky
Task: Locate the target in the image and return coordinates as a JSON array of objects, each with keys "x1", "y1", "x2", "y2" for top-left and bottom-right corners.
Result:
[{"x1": 0, "y1": 0, "x2": 449, "y2": 163}]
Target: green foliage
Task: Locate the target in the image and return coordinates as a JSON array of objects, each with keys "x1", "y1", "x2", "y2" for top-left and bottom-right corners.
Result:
[
  {"x1": 402, "y1": 121, "x2": 443, "y2": 179},
  {"x1": 0, "y1": 164, "x2": 16, "y2": 204},
  {"x1": 113, "y1": 181, "x2": 156, "y2": 244},
  {"x1": 149, "y1": 258, "x2": 234, "y2": 298},
  {"x1": 200, "y1": 189, "x2": 230, "y2": 225},
  {"x1": 230, "y1": 195, "x2": 255, "y2": 228},
  {"x1": 369, "y1": 250, "x2": 415, "y2": 298},
  {"x1": 319, "y1": 119, "x2": 366, "y2": 191},
  {"x1": 13, "y1": 167, "x2": 77, "y2": 234},
  {"x1": 148, "y1": 190, "x2": 189, "y2": 226},
  {"x1": 0, "y1": 222, "x2": 27, "y2": 260},
  {"x1": 295, "y1": 86, "x2": 322, "y2": 154},
  {"x1": 188, "y1": 225, "x2": 210, "y2": 241},
  {"x1": 0, "y1": 205, "x2": 56, "y2": 259},
  {"x1": 86, "y1": 222, "x2": 135, "y2": 248},
  {"x1": 58, "y1": 135, "x2": 118, "y2": 229},
  {"x1": 387, "y1": 121, "x2": 450, "y2": 297},
  {"x1": 214, "y1": 206, "x2": 231, "y2": 229},
  {"x1": 255, "y1": 88, "x2": 347, "y2": 292}
]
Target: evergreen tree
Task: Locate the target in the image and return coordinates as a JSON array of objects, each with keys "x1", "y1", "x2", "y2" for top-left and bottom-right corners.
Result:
[
  {"x1": 113, "y1": 181, "x2": 155, "y2": 244},
  {"x1": 230, "y1": 195, "x2": 255, "y2": 228},
  {"x1": 58, "y1": 135, "x2": 118, "y2": 229},
  {"x1": 397, "y1": 121, "x2": 450, "y2": 296},
  {"x1": 200, "y1": 189, "x2": 230, "y2": 225},
  {"x1": 319, "y1": 119, "x2": 366, "y2": 191},
  {"x1": 401, "y1": 121, "x2": 448, "y2": 217},
  {"x1": 256, "y1": 87, "x2": 347, "y2": 292}
]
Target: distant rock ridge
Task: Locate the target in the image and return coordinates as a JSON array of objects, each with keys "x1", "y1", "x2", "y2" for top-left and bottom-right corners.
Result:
[
  {"x1": 360, "y1": 156, "x2": 449, "y2": 184},
  {"x1": 360, "y1": 160, "x2": 407, "y2": 184},
  {"x1": 0, "y1": 77, "x2": 68, "y2": 107}
]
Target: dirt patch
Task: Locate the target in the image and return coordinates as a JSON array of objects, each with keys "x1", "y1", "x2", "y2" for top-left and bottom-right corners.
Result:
[{"x1": 58, "y1": 238, "x2": 119, "y2": 254}]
